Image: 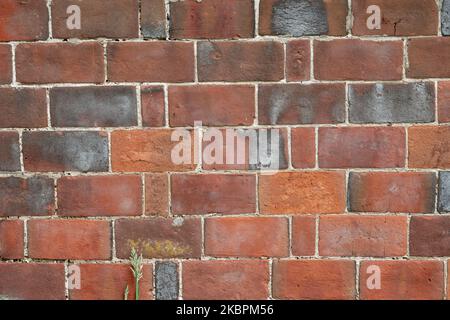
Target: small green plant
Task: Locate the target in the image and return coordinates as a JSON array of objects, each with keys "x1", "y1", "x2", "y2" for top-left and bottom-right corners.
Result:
[{"x1": 124, "y1": 247, "x2": 143, "y2": 300}]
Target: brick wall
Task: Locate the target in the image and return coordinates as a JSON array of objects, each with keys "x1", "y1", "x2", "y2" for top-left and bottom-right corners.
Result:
[{"x1": 0, "y1": 0, "x2": 450, "y2": 300}]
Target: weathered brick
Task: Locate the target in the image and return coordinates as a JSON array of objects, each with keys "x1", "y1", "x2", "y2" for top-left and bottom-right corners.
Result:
[
  {"x1": 314, "y1": 40, "x2": 403, "y2": 80},
  {"x1": 183, "y1": 260, "x2": 269, "y2": 300},
  {"x1": 258, "y1": 84, "x2": 345, "y2": 125},
  {"x1": 171, "y1": 174, "x2": 256, "y2": 215},
  {"x1": 70, "y1": 264, "x2": 153, "y2": 300},
  {"x1": 50, "y1": 86, "x2": 137, "y2": 127},
  {"x1": 141, "y1": 0, "x2": 166, "y2": 39},
  {"x1": 442, "y1": 0, "x2": 450, "y2": 36},
  {"x1": 52, "y1": 0, "x2": 139, "y2": 39},
  {"x1": 259, "y1": 0, "x2": 347, "y2": 36},
  {"x1": 111, "y1": 129, "x2": 195, "y2": 172},
  {"x1": 319, "y1": 216, "x2": 407, "y2": 257},
  {"x1": 197, "y1": 41, "x2": 284, "y2": 82},
  {"x1": 0, "y1": 0, "x2": 48, "y2": 41},
  {"x1": 57, "y1": 175, "x2": 142, "y2": 217},
  {"x1": 291, "y1": 128, "x2": 315, "y2": 169},
  {"x1": 115, "y1": 218, "x2": 201, "y2": 259},
  {"x1": 23, "y1": 131, "x2": 109, "y2": 172},
  {"x1": 155, "y1": 262, "x2": 178, "y2": 300},
  {"x1": 145, "y1": 173, "x2": 169, "y2": 216},
  {"x1": 169, "y1": 85, "x2": 254, "y2": 126},
  {"x1": 28, "y1": 219, "x2": 111, "y2": 260},
  {"x1": 0, "y1": 263, "x2": 65, "y2": 300},
  {"x1": 141, "y1": 86, "x2": 165, "y2": 127},
  {"x1": 439, "y1": 172, "x2": 450, "y2": 213},
  {"x1": 408, "y1": 38, "x2": 450, "y2": 78},
  {"x1": 0, "y1": 176, "x2": 55, "y2": 217},
  {"x1": 205, "y1": 217, "x2": 288, "y2": 257},
  {"x1": 352, "y1": 0, "x2": 438, "y2": 36},
  {"x1": 16, "y1": 43, "x2": 104, "y2": 84},
  {"x1": 259, "y1": 172, "x2": 346, "y2": 214},
  {"x1": 349, "y1": 83, "x2": 435, "y2": 124},
  {"x1": 170, "y1": 0, "x2": 254, "y2": 39},
  {"x1": 349, "y1": 172, "x2": 436, "y2": 213},
  {"x1": 318, "y1": 127, "x2": 406, "y2": 168},
  {"x1": 409, "y1": 126, "x2": 450, "y2": 168},
  {"x1": 410, "y1": 216, "x2": 450, "y2": 257},
  {"x1": 360, "y1": 261, "x2": 444, "y2": 300},
  {"x1": 286, "y1": 39, "x2": 310, "y2": 81},
  {"x1": 0, "y1": 220, "x2": 23, "y2": 259},
  {"x1": 0, "y1": 132, "x2": 20, "y2": 171},
  {"x1": 0, "y1": 88, "x2": 47, "y2": 128},
  {"x1": 273, "y1": 260, "x2": 356, "y2": 299},
  {"x1": 0, "y1": 44, "x2": 12, "y2": 84},
  {"x1": 107, "y1": 42, "x2": 195, "y2": 82},
  {"x1": 292, "y1": 216, "x2": 316, "y2": 256},
  {"x1": 438, "y1": 82, "x2": 450, "y2": 123}
]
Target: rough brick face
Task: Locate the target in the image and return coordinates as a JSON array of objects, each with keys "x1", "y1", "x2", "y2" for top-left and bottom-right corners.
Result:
[
  {"x1": 291, "y1": 128, "x2": 316, "y2": 169},
  {"x1": 0, "y1": 220, "x2": 23, "y2": 259},
  {"x1": 360, "y1": 261, "x2": 444, "y2": 300},
  {"x1": 291, "y1": 216, "x2": 316, "y2": 256},
  {"x1": 409, "y1": 126, "x2": 450, "y2": 168},
  {"x1": 0, "y1": 44, "x2": 12, "y2": 84},
  {"x1": 183, "y1": 260, "x2": 269, "y2": 300},
  {"x1": 145, "y1": 173, "x2": 169, "y2": 216},
  {"x1": 205, "y1": 217, "x2": 289, "y2": 257},
  {"x1": 286, "y1": 39, "x2": 310, "y2": 81},
  {"x1": 348, "y1": 172, "x2": 436, "y2": 213},
  {"x1": 141, "y1": 0, "x2": 166, "y2": 39},
  {"x1": 170, "y1": 0, "x2": 254, "y2": 39},
  {"x1": 0, "y1": 132, "x2": 20, "y2": 171},
  {"x1": 438, "y1": 82, "x2": 450, "y2": 123},
  {"x1": 16, "y1": 43, "x2": 104, "y2": 84},
  {"x1": 410, "y1": 216, "x2": 450, "y2": 257},
  {"x1": 438, "y1": 172, "x2": 450, "y2": 213},
  {"x1": 408, "y1": 38, "x2": 450, "y2": 78},
  {"x1": 52, "y1": 0, "x2": 139, "y2": 39},
  {"x1": 141, "y1": 86, "x2": 165, "y2": 127},
  {"x1": 314, "y1": 40, "x2": 403, "y2": 80}
]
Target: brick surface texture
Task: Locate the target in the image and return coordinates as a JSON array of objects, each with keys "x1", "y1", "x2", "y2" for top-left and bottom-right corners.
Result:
[{"x1": 0, "y1": 0, "x2": 449, "y2": 301}]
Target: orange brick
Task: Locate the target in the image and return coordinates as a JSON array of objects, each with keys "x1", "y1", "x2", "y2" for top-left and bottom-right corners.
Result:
[
  {"x1": 409, "y1": 126, "x2": 450, "y2": 168},
  {"x1": 292, "y1": 216, "x2": 316, "y2": 256},
  {"x1": 145, "y1": 173, "x2": 169, "y2": 216}
]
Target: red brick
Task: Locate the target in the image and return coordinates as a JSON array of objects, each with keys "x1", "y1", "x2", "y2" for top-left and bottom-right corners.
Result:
[
  {"x1": 0, "y1": 44, "x2": 12, "y2": 84},
  {"x1": 259, "y1": 172, "x2": 346, "y2": 214},
  {"x1": 69, "y1": 264, "x2": 153, "y2": 300},
  {"x1": 259, "y1": 0, "x2": 347, "y2": 36},
  {"x1": 141, "y1": 0, "x2": 166, "y2": 39},
  {"x1": 319, "y1": 216, "x2": 407, "y2": 257},
  {"x1": 16, "y1": 43, "x2": 104, "y2": 84},
  {"x1": 318, "y1": 127, "x2": 406, "y2": 168},
  {"x1": 0, "y1": 220, "x2": 23, "y2": 259},
  {"x1": 0, "y1": 176, "x2": 55, "y2": 217},
  {"x1": 292, "y1": 216, "x2": 316, "y2": 256},
  {"x1": 57, "y1": 175, "x2": 142, "y2": 217},
  {"x1": 198, "y1": 41, "x2": 284, "y2": 82},
  {"x1": 258, "y1": 84, "x2": 346, "y2": 125},
  {"x1": 111, "y1": 129, "x2": 195, "y2": 172},
  {"x1": 107, "y1": 42, "x2": 195, "y2": 82},
  {"x1": 286, "y1": 39, "x2": 310, "y2": 81},
  {"x1": 171, "y1": 174, "x2": 256, "y2": 215},
  {"x1": 349, "y1": 172, "x2": 436, "y2": 213},
  {"x1": 52, "y1": 0, "x2": 139, "y2": 39},
  {"x1": 205, "y1": 217, "x2": 288, "y2": 257},
  {"x1": 409, "y1": 126, "x2": 450, "y2": 168},
  {"x1": 291, "y1": 128, "x2": 316, "y2": 169},
  {"x1": 0, "y1": 263, "x2": 65, "y2": 300},
  {"x1": 0, "y1": 132, "x2": 20, "y2": 171},
  {"x1": 183, "y1": 260, "x2": 269, "y2": 300},
  {"x1": 410, "y1": 216, "x2": 450, "y2": 257},
  {"x1": 170, "y1": 0, "x2": 254, "y2": 39},
  {"x1": 28, "y1": 220, "x2": 111, "y2": 260},
  {"x1": 0, "y1": 88, "x2": 47, "y2": 128},
  {"x1": 360, "y1": 261, "x2": 444, "y2": 300},
  {"x1": 273, "y1": 260, "x2": 356, "y2": 299},
  {"x1": 145, "y1": 173, "x2": 169, "y2": 216},
  {"x1": 352, "y1": 0, "x2": 438, "y2": 36},
  {"x1": 141, "y1": 86, "x2": 165, "y2": 127},
  {"x1": 314, "y1": 39, "x2": 403, "y2": 80},
  {"x1": 115, "y1": 218, "x2": 202, "y2": 259},
  {"x1": 0, "y1": 0, "x2": 48, "y2": 41},
  {"x1": 438, "y1": 82, "x2": 450, "y2": 123},
  {"x1": 169, "y1": 85, "x2": 255, "y2": 126},
  {"x1": 408, "y1": 38, "x2": 450, "y2": 78}
]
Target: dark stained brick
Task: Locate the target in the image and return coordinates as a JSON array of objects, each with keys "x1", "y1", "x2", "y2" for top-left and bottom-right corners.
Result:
[{"x1": 0, "y1": 132, "x2": 20, "y2": 171}]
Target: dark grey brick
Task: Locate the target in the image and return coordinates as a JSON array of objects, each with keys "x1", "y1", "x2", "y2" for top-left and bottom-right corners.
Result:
[
  {"x1": 0, "y1": 132, "x2": 20, "y2": 171},
  {"x1": 442, "y1": 0, "x2": 450, "y2": 36},
  {"x1": 141, "y1": 0, "x2": 167, "y2": 39},
  {"x1": 439, "y1": 172, "x2": 450, "y2": 213},
  {"x1": 50, "y1": 86, "x2": 137, "y2": 127},
  {"x1": 155, "y1": 262, "x2": 179, "y2": 300},
  {"x1": 349, "y1": 83, "x2": 435, "y2": 123}
]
